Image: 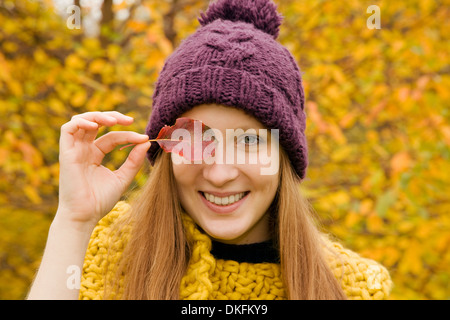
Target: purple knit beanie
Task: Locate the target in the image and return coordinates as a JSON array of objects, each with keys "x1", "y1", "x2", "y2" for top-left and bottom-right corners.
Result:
[{"x1": 145, "y1": 0, "x2": 308, "y2": 179}]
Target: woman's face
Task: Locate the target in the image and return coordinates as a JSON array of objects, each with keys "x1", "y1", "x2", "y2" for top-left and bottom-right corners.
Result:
[{"x1": 172, "y1": 104, "x2": 280, "y2": 244}]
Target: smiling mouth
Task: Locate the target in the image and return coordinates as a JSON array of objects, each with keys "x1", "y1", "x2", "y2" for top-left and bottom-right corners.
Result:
[{"x1": 200, "y1": 191, "x2": 250, "y2": 206}]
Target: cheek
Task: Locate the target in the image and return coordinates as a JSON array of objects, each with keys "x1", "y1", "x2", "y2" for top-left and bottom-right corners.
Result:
[
  {"x1": 250, "y1": 168, "x2": 279, "y2": 210},
  {"x1": 242, "y1": 164, "x2": 279, "y2": 193},
  {"x1": 172, "y1": 163, "x2": 205, "y2": 211},
  {"x1": 171, "y1": 162, "x2": 184, "y2": 179},
  {"x1": 258, "y1": 176, "x2": 279, "y2": 205},
  {"x1": 172, "y1": 164, "x2": 195, "y2": 198}
]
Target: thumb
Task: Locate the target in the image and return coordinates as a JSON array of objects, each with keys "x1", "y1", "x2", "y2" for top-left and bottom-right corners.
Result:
[{"x1": 114, "y1": 141, "x2": 151, "y2": 188}]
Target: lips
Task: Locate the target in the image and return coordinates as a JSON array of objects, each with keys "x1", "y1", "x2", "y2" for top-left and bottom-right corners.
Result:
[
  {"x1": 203, "y1": 191, "x2": 247, "y2": 205},
  {"x1": 199, "y1": 191, "x2": 249, "y2": 214}
]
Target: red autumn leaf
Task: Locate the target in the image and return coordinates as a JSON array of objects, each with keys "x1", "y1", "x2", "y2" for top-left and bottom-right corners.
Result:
[{"x1": 120, "y1": 117, "x2": 216, "y2": 162}]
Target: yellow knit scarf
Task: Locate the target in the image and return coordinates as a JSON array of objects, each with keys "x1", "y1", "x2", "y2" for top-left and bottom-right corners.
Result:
[
  {"x1": 79, "y1": 201, "x2": 392, "y2": 300},
  {"x1": 179, "y1": 213, "x2": 285, "y2": 299}
]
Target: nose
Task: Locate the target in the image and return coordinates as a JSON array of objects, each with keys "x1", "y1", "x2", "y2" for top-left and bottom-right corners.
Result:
[
  {"x1": 201, "y1": 129, "x2": 240, "y2": 186},
  {"x1": 202, "y1": 162, "x2": 239, "y2": 187}
]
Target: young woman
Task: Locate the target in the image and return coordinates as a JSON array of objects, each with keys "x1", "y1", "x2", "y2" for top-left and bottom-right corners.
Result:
[{"x1": 28, "y1": 0, "x2": 392, "y2": 300}]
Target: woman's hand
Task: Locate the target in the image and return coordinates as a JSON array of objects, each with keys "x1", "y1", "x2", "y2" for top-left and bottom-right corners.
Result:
[
  {"x1": 56, "y1": 111, "x2": 150, "y2": 229},
  {"x1": 27, "y1": 111, "x2": 149, "y2": 300}
]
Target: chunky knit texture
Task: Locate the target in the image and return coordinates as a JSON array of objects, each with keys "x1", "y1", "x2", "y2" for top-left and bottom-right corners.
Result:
[
  {"x1": 198, "y1": 0, "x2": 283, "y2": 38},
  {"x1": 79, "y1": 202, "x2": 393, "y2": 300},
  {"x1": 179, "y1": 213, "x2": 286, "y2": 299},
  {"x1": 145, "y1": 0, "x2": 308, "y2": 179}
]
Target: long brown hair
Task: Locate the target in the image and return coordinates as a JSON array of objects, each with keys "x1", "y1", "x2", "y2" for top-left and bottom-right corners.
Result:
[
  {"x1": 275, "y1": 149, "x2": 346, "y2": 299},
  {"x1": 106, "y1": 148, "x2": 346, "y2": 299}
]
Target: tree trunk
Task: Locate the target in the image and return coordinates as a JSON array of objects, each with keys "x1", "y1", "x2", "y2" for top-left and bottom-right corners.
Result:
[{"x1": 100, "y1": 0, "x2": 114, "y2": 47}]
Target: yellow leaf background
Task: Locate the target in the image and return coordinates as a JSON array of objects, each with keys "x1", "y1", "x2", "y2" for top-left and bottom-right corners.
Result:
[{"x1": 0, "y1": 0, "x2": 448, "y2": 299}]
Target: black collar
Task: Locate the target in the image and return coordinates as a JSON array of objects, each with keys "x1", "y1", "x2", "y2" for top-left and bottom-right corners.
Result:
[{"x1": 210, "y1": 239, "x2": 280, "y2": 264}]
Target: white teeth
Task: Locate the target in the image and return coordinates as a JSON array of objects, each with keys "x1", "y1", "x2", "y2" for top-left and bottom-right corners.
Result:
[{"x1": 203, "y1": 192, "x2": 246, "y2": 206}]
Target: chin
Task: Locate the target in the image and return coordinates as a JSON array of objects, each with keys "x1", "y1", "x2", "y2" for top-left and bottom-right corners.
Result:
[{"x1": 202, "y1": 222, "x2": 246, "y2": 243}]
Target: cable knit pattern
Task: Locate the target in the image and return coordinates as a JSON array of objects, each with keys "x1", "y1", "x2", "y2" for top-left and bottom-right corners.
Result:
[
  {"x1": 79, "y1": 201, "x2": 131, "y2": 300},
  {"x1": 79, "y1": 202, "x2": 392, "y2": 300},
  {"x1": 145, "y1": 0, "x2": 308, "y2": 179},
  {"x1": 179, "y1": 213, "x2": 286, "y2": 300}
]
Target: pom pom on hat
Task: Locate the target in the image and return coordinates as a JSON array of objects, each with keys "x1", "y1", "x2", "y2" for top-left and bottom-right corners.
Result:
[{"x1": 198, "y1": 0, "x2": 283, "y2": 39}]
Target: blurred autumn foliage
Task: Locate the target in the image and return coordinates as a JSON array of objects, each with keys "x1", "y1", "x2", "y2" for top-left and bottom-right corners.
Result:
[{"x1": 0, "y1": 0, "x2": 448, "y2": 300}]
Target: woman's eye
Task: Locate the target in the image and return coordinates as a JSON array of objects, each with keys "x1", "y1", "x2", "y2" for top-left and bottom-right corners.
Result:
[{"x1": 238, "y1": 134, "x2": 260, "y2": 146}]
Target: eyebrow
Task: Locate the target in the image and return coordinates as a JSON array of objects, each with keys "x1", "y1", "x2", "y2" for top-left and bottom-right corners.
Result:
[
  {"x1": 205, "y1": 123, "x2": 263, "y2": 131},
  {"x1": 232, "y1": 125, "x2": 260, "y2": 131},
  {"x1": 204, "y1": 125, "x2": 272, "y2": 141}
]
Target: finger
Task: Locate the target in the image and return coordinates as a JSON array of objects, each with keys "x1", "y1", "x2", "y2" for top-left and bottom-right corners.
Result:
[
  {"x1": 72, "y1": 111, "x2": 134, "y2": 127},
  {"x1": 80, "y1": 114, "x2": 118, "y2": 143},
  {"x1": 94, "y1": 131, "x2": 149, "y2": 155},
  {"x1": 74, "y1": 112, "x2": 134, "y2": 143},
  {"x1": 60, "y1": 117, "x2": 99, "y2": 152},
  {"x1": 114, "y1": 141, "x2": 151, "y2": 189}
]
